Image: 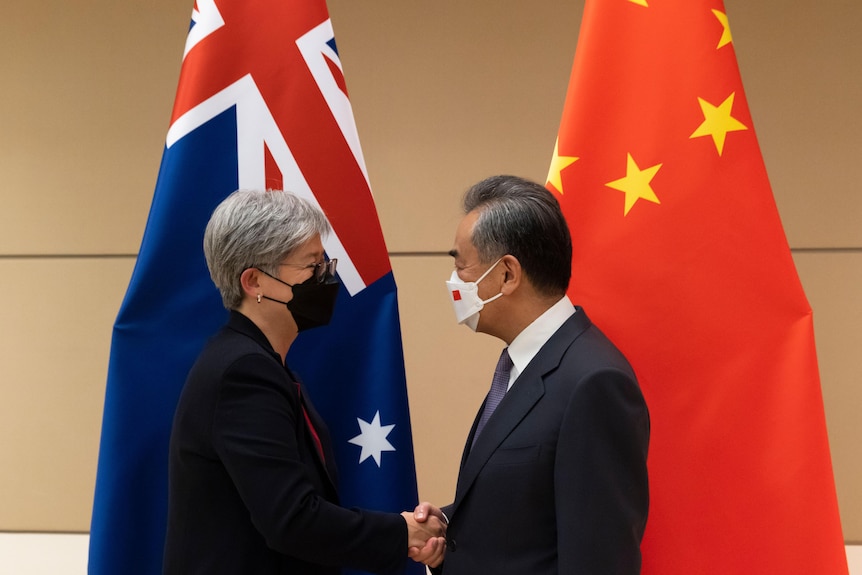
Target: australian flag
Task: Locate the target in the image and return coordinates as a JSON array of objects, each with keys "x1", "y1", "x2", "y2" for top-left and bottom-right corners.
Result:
[{"x1": 88, "y1": 1, "x2": 422, "y2": 573}]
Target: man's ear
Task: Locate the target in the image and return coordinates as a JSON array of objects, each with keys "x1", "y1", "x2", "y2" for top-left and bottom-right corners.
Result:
[{"x1": 500, "y1": 254, "x2": 522, "y2": 295}]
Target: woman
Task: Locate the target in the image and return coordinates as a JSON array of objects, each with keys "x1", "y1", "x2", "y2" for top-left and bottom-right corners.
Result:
[{"x1": 163, "y1": 189, "x2": 444, "y2": 574}]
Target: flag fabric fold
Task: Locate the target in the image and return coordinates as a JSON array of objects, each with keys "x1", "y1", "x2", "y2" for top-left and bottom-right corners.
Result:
[
  {"x1": 547, "y1": 1, "x2": 847, "y2": 573},
  {"x1": 89, "y1": 1, "x2": 421, "y2": 573}
]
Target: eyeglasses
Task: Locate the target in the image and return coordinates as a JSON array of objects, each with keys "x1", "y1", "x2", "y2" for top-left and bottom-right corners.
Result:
[{"x1": 279, "y1": 259, "x2": 338, "y2": 283}]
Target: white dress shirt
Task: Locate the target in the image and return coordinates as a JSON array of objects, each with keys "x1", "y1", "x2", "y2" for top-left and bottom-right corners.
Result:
[{"x1": 504, "y1": 296, "x2": 576, "y2": 391}]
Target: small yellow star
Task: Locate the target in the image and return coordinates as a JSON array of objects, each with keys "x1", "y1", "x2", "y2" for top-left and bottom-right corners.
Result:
[
  {"x1": 546, "y1": 138, "x2": 578, "y2": 194},
  {"x1": 629, "y1": 0, "x2": 648, "y2": 6},
  {"x1": 605, "y1": 153, "x2": 662, "y2": 216},
  {"x1": 712, "y1": 9, "x2": 733, "y2": 49},
  {"x1": 690, "y1": 92, "x2": 748, "y2": 155}
]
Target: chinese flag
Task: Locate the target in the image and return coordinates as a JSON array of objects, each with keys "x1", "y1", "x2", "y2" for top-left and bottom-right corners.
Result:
[{"x1": 547, "y1": 1, "x2": 848, "y2": 573}]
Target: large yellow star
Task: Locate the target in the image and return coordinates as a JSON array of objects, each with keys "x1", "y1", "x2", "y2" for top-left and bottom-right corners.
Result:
[
  {"x1": 712, "y1": 9, "x2": 733, "y2": 49},
  {"x1": 546, "y1": 138, "x2": 578, "y2": 194},
  {"x1": 629, "y1": 0, "x2": 648, "y2": 6},
  {"x1": 690, "y1": 92, "x2": 748, "y2": 155},
  {"x1": 605, "y1": 153, "x2": 662, "y2": 216}
]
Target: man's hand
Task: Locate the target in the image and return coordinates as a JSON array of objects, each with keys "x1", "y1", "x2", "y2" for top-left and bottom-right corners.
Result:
[
  {"x1": 413, "y1": 502, "x2": 446, "y2": 524},
  {"x1": 402, "y1": 503, "x2": 447, "y2": 568},
  {"x1": 405, "y1": 502, "x2": 448, "y2": 568}
]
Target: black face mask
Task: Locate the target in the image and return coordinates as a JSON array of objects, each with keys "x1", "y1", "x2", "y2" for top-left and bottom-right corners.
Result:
[
  {"x1": 285, "y1": 276, "x2": 339, "y2": 331},
  {"x1": 258, "y1": 267, "x2": 340, "y2": 332}
]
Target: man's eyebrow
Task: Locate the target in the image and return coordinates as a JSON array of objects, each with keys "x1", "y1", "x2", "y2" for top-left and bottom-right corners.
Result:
[{"x1": 447, "y1": 249, "x2": 458, "y2": 258}]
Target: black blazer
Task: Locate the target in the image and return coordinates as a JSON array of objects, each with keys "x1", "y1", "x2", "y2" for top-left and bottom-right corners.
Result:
[
  {"x1": 164, "y1": 311, "x2": 406, "y2": 575},
  {"x1": 439, "y1": 308, "x2": 650, "y2": 575}
]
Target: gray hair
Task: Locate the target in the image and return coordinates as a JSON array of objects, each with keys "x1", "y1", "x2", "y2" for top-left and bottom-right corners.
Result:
[
  {"x1": 463, "y1": 175, "x2": 572, "y2": 296},
  {"x1": 203, "y1": 189, "x2": 331, "y2": 309}
]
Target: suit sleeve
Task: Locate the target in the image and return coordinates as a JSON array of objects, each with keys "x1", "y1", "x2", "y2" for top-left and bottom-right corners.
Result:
[
  {"x1": 554, "y1": 367, "x2": 650, "y2": 575},
  {"x1": 211, "y1": 353, "x2": 407, "y2": 574}
]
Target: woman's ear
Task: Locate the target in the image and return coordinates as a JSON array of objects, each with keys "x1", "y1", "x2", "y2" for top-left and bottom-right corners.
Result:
[{"x1": 239, "y1": 268, "x2": 262, "y2": 300}]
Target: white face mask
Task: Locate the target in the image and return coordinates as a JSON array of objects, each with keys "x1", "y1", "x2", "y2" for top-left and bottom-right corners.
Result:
[{"x1": 445, "y1": 258, "x2": 504, "y2": 331}]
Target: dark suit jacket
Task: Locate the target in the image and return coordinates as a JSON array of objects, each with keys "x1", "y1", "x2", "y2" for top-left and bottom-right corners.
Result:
[
  {"x1": 439, "y1": 308, "x2": 649, "y2": 575},
  {"x1": 163, "y1": 311, "x2": 406, "y2": 575}
]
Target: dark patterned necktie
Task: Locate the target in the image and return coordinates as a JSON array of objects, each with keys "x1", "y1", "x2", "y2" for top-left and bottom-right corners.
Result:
[{"x1": 472, "y1": 348, "x2": 513, "y2": 444}]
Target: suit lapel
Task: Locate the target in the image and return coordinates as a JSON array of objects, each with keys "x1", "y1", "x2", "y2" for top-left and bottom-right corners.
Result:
[
  {"x1": 230, "y1": 312, "x2": 340, "y2": 494},
  {"x1": 457, "y1": 401, "x2": 485, "y2": 474},
  {"x1": 301, "y1": 391, "x2": 340, "y2": 489},
  {"x1": 287, "y1": 368, "x2": 339, "y2": 492},
  {"x1": 452, "y1": 310, "x2": 592, "y2": 511},
  {"x1": 454, "y1": 376, "x2": 545, "y2": 507}
]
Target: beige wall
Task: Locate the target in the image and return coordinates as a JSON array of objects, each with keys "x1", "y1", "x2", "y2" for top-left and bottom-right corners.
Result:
[{"x1": 1, "y1": 0, "x2": 859, "y2": 544}]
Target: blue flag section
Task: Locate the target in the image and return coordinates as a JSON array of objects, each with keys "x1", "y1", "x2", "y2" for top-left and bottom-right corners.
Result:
[
  {"x1": 291, "y1": 273, "x2": 418, "y2": 512},
  {"x1": 89, "y1": 1, "x2": 422, "y2": 573}
]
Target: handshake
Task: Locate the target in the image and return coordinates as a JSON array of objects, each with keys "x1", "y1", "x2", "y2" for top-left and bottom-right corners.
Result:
[{"x1": 401, "y1": 502, "x2": 446, "y2": 568}]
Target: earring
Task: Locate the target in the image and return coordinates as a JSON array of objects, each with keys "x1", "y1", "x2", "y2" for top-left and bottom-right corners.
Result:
[{"x1": 257, "y1": 294, "x2": 262, "y2": 303}]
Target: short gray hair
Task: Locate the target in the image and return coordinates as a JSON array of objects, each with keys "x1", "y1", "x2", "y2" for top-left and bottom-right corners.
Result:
[
  {"x1": 203, "y1": 189, "x2": 331, "y2": 309},
  {"x1": 463, "y1": 175, "x2": 572, "y2": 296}
]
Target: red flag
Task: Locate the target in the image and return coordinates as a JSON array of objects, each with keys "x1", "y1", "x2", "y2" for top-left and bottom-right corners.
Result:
[{"x1": 547, "y1": 1, "x2": 847, "y2": 573}]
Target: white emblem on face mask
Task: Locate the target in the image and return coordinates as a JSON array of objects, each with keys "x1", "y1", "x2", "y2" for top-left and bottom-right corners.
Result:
[{"x1": 445, "y1": 258, "x2": 503, "y2": 331}]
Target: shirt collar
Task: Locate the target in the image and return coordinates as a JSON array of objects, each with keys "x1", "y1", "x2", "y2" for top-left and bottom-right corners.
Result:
[{"x1": 505, "y1": 296, "x2": 576, "y2": 390}]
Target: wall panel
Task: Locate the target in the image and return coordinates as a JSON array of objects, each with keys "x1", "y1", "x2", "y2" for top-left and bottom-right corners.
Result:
[
  {"x1": 794, "y1": 251, "x2": 862, "y2": 541},
  {"x1": 0, "y1": 258, "x2": 133, "y2": 531},
  {"x1": 0, "y1": 1, "x2": 189, "y2": 254},
  {"x1": 730, "y1": 2, "x2": 862, "y2": 248}
]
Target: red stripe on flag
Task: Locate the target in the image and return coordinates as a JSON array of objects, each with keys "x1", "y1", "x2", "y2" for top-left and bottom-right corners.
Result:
[{"x1": 170, "y1": 0, "x2": 391, "y2": 287}]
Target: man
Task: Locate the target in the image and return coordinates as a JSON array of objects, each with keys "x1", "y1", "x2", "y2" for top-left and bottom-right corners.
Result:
[{"x1": 416, "y1": 175, "x2": 650, "y2": 574}]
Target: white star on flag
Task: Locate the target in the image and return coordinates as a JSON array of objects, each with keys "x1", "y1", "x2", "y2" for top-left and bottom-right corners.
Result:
[{"x1": 348, "y1": 411, "x2": 396, "y2": 467}]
